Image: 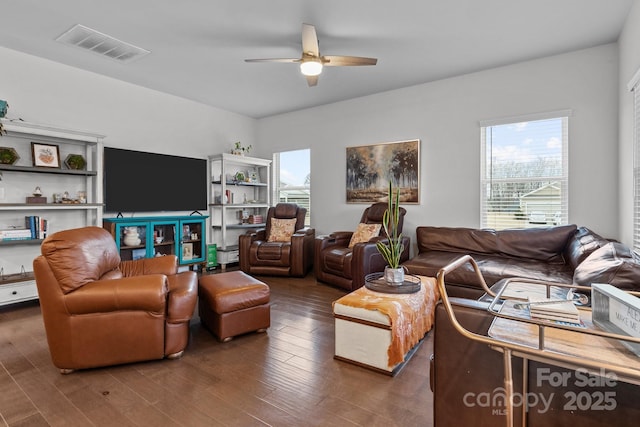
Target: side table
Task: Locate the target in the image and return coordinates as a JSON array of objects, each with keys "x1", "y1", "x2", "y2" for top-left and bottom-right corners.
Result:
[{"x1": 436, "y1": 255, "x2": 640, "y2": 427}]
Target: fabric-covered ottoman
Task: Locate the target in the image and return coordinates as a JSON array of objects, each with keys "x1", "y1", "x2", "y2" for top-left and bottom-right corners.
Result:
[
  {"x1": 332, "y1": 275, "x2": 439, "y2": 375},
  {"x1": 198, "y1": 271, "x2": 270, "y2": 342}
]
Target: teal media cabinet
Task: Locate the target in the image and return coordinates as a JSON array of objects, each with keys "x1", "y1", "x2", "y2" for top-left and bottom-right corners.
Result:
[{"x1": 103, "y1": 215, "x2": 207, "y2": 266}]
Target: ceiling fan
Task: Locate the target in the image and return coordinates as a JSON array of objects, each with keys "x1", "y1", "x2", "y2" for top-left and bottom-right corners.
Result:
[{"x1": 245, "y1": 23, "x2": 377, "y2": 87}]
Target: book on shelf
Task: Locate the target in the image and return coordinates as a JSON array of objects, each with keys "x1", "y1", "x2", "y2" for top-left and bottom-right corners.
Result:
[
  {"x1": 528, "y1": 296, "x2": 581, "y2": 323},
  {"x1": 24, "y1": 215, "x2": 48, "y2": 240}
]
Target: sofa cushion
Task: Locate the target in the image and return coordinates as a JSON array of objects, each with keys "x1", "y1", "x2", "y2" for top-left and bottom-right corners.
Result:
[
  {"x1": 267, "y1": 218, "x2": 297, "y2": 242},
  {"x1": 404, "y1": 251, "x2": 574, "y2": 289},
  {"x1": 563, "y1": 226, "x2": 609, "y2": 269},
  {"x1": 573, "y1": 242, "x2": 640, "y2": 291},
  {"x1": 416, "y1": 225, "x2": 577, "y2": 263},
  {"x1": 348, "y1": 223, "x2": 382, "y2": 248}
]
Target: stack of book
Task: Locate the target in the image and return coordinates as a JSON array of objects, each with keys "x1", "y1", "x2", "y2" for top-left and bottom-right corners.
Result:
[
  {"x1": 0, "y1": 228, "x2": 33, "y2": 241},
  {"x1": 528, "y1": 296, "x2": 581, "y2": 324},
  {"x1": 248, "y1": 214, "x2": 264, "y2": 224},
  {"x1": 24, "y1": 216, "x2": 48, "y2": 239}
]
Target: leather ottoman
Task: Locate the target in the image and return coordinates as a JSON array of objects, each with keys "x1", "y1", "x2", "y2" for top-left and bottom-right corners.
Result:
[{"x1": 198, "y1": 271, "x2": 270, "y2": 342}]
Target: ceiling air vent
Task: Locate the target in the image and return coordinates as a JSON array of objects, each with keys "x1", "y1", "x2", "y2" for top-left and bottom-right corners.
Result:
[{"x1": 55, "y1": 24, "x2": 150, "y2": 63}]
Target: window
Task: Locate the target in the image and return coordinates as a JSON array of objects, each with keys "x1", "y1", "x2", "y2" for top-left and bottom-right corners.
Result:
[
  {"x1": 480, "y1": 111, "x2": 569, "y2": 230},
  {"x1": 630, "y1": 68, "x2": 640, "y2": 252},
  {"x1": 273, "y1": 149, "x2": 311, "y2": 226}
]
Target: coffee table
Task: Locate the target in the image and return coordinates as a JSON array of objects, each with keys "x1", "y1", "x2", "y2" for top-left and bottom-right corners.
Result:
[{"x1": 332, "y1": 275, "x2": 439, "y2": 375}]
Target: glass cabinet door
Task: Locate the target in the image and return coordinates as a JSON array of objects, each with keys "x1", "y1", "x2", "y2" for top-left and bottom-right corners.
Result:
[
  {"x1": 152, "y1": 221, "x2": 177, "y2": 258},
  {"x1": 179, "y1": 219, "x2": 205, "y2": 264},
  {"x1": 117, "y1": 224, "x2": 148, "y2": 261}
]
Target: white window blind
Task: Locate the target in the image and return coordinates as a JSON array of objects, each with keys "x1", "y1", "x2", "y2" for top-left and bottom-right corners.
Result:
[
  {"x1": 631, "y1": 70, "x2": 640, "y2": 252},
  {"x1": 273, "y1": 149, "x2": 311, "y2": 226},
  {"x1": 480, "y1": 112, "x2": 569, "y2": 230}
]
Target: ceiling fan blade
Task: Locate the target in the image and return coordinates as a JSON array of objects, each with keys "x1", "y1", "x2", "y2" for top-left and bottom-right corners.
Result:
[
  {"x1": 323, "y1": 55, "x2": 378, "y2": 66},
  {"x1": 301, "y1": 23, "x2": 320, "y2": 57},
  {"x1": 244, "y1": 58, "x2": 300, "y2": 63},
  {"x1": 305, "y1": 75, "x2": 319, "y2": 87}
]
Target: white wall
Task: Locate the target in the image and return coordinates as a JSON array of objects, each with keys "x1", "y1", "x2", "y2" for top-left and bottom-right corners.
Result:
[
  {"x1": 0, "y1": 46, "x2": 259, "y2": 273},
  {"x1": 0, "y1": 46, "x2": 256, "y2": 161},
  {"x1": 0, "y1": 40, "x2": 623, "y2": 254},
  {"x1": 258, "y1": 44, "x2": 620, "y2": 251},
  {"x1": 618, "y1": 0, "x2": 640, "y2": 247}
]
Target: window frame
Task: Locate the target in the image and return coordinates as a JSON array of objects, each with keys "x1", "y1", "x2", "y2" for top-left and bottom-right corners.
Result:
[
  {"x1": 629, "y1": 67, "x2": 640, "y2": 252},
  {"x1": 272, "y1": 149, "x2": 311, "y2": 226},
  {"x1": 479, "y1": 110, "x2": 571, "y2": 230}
]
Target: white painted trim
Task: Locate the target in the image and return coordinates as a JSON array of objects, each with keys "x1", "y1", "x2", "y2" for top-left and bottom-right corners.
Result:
[
  {"x1": 628, "y1": 66, "x2": 640, "y2": 92},
  {"x1": 479, "y1": 109, "x2": 573, "y2": 127}
]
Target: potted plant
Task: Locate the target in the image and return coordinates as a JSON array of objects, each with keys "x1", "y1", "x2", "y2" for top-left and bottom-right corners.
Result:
[
  {"x1": 231, "y1": 141, "x2": 252, "y2": 156},
  {"x1": 376, "y1": 181, "x2": 406, "y2": 284}
]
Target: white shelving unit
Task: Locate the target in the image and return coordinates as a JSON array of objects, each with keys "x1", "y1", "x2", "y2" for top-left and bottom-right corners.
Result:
[
  {"x1": 208, "y1": 153, "x2": 271, "y2": 268},
  {"x1": 0, "y1": 118, "x2": 104, "y2": 306}
]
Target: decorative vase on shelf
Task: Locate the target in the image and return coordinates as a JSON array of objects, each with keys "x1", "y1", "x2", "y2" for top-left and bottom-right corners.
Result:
[{"x1": 123, "y1": 227, "x2": 141, "y2": 246}]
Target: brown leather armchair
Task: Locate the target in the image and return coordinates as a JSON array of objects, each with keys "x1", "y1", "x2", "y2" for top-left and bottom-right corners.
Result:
[
  {"x1": 314, "y1": 202, "x2": 411, "y2": 291},
  {"x1": 33, "y1": 226, "x2": 198, "y2": 373},
  {"x1": 239, "y1": 203, "x2": 315, "y2": 277}
]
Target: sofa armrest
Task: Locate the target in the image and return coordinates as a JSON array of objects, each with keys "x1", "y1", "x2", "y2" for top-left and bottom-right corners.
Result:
[
  {"x1": 120, "y1": 255, "x2": 178, "y2": 277},
  {"x1": 290, "y1": 227, "x2": 316, "y2": 276},
  {"x1": 350, "y1": 236, "x2": 411, "y2": 289},
  {"x1": 63, "y1": 275, "x2": 167, "y2": 315},
  {"x1": 315, "y1": 232, "x2": 352, "y2": 251},
  {"x1": 166, "y1": 271, "x2": 198, "y2": 323}
]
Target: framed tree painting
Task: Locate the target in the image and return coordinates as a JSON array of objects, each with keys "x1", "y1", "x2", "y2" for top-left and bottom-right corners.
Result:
[{"x1": 346, "y1": 139, "x2": 420, "y2": 203}]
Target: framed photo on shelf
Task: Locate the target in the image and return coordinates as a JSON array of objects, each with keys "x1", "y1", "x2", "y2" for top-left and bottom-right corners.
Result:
[
  {"x1": 31, "y1": 142, "x2": 61, "y2": 168},
  {"x1": 132, "y1": 248, "x2": 146, "y2": 261},
  {"x1": 182, "y1": 242, "x2": 193, "y2": 260}
]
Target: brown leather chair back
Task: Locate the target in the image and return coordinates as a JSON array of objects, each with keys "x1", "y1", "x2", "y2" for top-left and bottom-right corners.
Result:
[
  {"x1": 359, "y1": 202, "x2": 407, "y2": 235},
  {"x1": 265, "y1": 203, "x2": 307, "y2": 238},
  {"x1": 40, "y1": 226, "x2": 122, "y2": 293}
]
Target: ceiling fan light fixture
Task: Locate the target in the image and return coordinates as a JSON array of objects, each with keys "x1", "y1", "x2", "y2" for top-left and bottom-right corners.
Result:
[{"x1": 300, "y1": 60, "x2": 323, "y2": 76}]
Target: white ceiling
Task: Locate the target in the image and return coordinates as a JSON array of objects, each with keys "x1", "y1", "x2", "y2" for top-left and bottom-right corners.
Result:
[{"x1": 0, "y1": 0, "x2": 633, "y2": 118}]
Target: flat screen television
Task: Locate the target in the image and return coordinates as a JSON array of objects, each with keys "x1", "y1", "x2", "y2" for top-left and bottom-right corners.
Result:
[{"x1": 103, "y1": 147, "x2": 208, "y2": 213}]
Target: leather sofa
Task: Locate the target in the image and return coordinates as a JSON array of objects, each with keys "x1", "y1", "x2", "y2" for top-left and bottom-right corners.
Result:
[
  {"x1": 314, "y1": 202, "x2": 410, "y2": 291},
  {"x1": 239, "y1": 203, "x2": 315, "y2": 277},
  {"x1": 403, "y1": 225, "x2": 640, "y2": 298},
  {"x1": 33, "y1": 226, "x2": 198, "y2": 373}
]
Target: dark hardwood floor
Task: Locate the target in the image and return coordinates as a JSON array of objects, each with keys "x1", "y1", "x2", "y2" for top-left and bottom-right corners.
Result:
[{"x1": 0, "y1": 272, "x2": 434, "y2": 427}]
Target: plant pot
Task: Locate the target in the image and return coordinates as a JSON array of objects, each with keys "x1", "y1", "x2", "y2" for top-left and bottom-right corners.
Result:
[{"x1": 384, "y1": 266, "x2": 405, "y2": 285}]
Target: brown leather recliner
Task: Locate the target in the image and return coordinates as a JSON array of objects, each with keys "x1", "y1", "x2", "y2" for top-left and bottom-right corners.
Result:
[
  {"x1": 239, "y1": 203, "x2": 315, "y2": 277},
  {"x1": 314, "y1": 202, "x2": 411, "y2": 291},
  {"x1": 33, "y1": 226, "x2": 198, "y2": 373}
]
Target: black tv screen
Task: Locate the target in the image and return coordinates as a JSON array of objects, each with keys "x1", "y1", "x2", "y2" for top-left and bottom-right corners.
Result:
[{"x1": 104, "y1": 147, "x2": 208, "y2": 213}]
